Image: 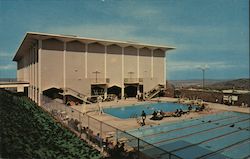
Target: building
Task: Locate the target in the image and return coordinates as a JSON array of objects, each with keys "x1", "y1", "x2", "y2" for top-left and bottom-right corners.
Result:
[
  {"x1": 13, "y1": 32, "x2": 175, "y2": 105},
  {"x1": 222, "y1": 89, "x2": 250, "y2": 106}
]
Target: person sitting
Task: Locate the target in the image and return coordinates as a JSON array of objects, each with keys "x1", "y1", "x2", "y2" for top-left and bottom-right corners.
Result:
[
  {"x1": 175, "y1": 109, "x2": 179, "y2": 114},
  {"x1": 160, "y1": 110, "x2": 164, "y2": 116},
  {"x1": 172, "y1": 109, "x2": 181, "y2": 117},
  {"x1": 201, "y1": 104, "x2": 205, "y2": 110},
  {"x1": 195, "y1": 107, "x2": 200, "y2": 112},
  {"x1": 195, "y1": 105, "x2": 205, "y2": 112},
  {"x1": 118, "y1": 143, "x2": 125, "y2": 154},
  {"x1": 179, "y1": 108, "x2": 183, "y2": 115},
  {"x1": 150, "y1": 110, "x2": 163, "y2": 120},
  {"x1": 188, "y1": 105, "x2": 192, "y2": 111},
  {"x1": 151, "y1": 111, "x2": 157, "y2": 120}
]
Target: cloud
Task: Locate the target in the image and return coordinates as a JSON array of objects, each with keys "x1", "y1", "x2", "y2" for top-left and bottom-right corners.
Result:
[
  {"x1": 0, "y1": 52, "x2": 13, "y2": 57},
  {"x1": 0, "y1": 64, "x2": 16, "y2": 70},
  {"x1": 45, "y1": 24, "x2": 173, "y2": 46},
  {"x1": 121, "y1": 5, "x2": 160, "y2": 18},
  {"x1": 46, "y1": 24, "x2": 137, "y2": 41},
  {"x1": 175, "y1": 42, "x2": 248, "y2": 53}
]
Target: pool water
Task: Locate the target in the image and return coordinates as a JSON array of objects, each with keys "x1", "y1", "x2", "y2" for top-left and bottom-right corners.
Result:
[
  {"x1": 126, "y1": 111, "x2": 250, "y2": 159},
  {"x1": 104, "y1": 102, "x2": 193, "y2": 119}
]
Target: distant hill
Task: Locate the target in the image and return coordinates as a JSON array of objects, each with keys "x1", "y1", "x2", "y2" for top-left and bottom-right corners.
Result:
[
  {"x1": 209, "y1": 78, "x2": 250, "y2": 90},
  {"x1": 169, "y1": 78, "x2": 250, "y2": 90},
  {"x1": 169, "y1": 79, "x2": 226, "y2": 88}
]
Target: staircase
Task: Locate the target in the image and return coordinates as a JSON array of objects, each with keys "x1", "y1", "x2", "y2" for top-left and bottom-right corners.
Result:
[
  {"x1": 145, "y1": 84, "x2": 165, "y2": 100},
  {"x1": 63, "y1": 88, "x2": 92, "y2": 104}
]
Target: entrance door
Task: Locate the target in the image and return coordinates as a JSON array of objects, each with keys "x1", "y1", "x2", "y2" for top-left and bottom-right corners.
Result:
[
  {"x1": 125, "y1": 85, "x2": 137, "y2": 97},
  {"x1": 108, "y1": 86, "x2": 121, "y2": 98},
  {"x1": 91, "y1": 85, "x2": 104, "y2": 96}
]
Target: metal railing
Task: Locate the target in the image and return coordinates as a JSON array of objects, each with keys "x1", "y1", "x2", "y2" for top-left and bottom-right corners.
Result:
[
  {"x1": 90, "y1": 78, "x2": 110, "y2": 84},
  {"x1": 40, "y1": 95, "x2": 182, "y2": 159},
  {"x1": 124, "y1": 78, "x2": 143, "y2": 83},
  {"x1": 64, "y1": 88, "x2": 92, "y2": 104},
  {"x1": 0, "y1": 78, "x2": 27, "y2": 83}
]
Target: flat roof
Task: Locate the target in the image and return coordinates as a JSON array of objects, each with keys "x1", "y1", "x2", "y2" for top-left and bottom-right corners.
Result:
[{"x1": 13, "y1": 32, "x2": 175, "y2": 61}]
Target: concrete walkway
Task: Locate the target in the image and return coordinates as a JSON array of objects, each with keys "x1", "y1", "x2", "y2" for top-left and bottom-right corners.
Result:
[{"x1": 72, "y1": 97, "x2": 249, "y2": 132}]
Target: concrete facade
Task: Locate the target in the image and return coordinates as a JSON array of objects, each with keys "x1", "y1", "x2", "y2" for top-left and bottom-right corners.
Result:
[{"x1": 13, "y1": 32, "x2": 175, "y2": 105}]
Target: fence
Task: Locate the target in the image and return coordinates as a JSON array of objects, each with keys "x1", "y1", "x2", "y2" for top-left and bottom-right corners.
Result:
[{"x1": 41, "y1": 95, "x2": 182, "y2": 159}]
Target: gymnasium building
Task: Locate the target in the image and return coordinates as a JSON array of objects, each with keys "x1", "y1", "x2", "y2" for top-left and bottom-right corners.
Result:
[{"x1": 13, "y1": 32, "x2": 175, "y2": 105}]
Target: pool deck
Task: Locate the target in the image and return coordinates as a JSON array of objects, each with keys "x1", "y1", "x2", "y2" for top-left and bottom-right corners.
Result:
[{"x1": 72, "y1": 97, "x2": 250, "y2": 131}]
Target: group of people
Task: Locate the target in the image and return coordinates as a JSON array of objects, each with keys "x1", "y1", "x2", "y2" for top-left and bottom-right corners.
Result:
[
  {"x1": 140, "y1": 104, "x2": 207, "y2": 123},
  {"x1": 195, "y1": 104, "x2": 205, "y2": 112},
  {"x1": 150, "y1": 110, "x2": 164, "y2": 120}
]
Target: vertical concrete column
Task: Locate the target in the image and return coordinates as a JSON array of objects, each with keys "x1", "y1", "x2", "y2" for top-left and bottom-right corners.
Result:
[
  {"x1": 164, "y1": 51, "x2": 167, "y2": 88},
  {"x1": 34, "y1": 46, "x2": 37, "y2": 104},
  {"x1": 137, "y1": 85, "x2": 140, "y2": 95},
  {"x1": 104, "y1": 45, "x2": 107, "y2": 79},
  {"x1": 38, "y1": 40, "x2": 42, "y2": 106},
  {"x1": 104, "y1": 87, "x2": 107, "y2": 99},
  {"x1": 33, "y1": 45, "x2": 38, "y2": 103},
  {"x1": 28, "y1": 49, "x2": 31, "y2": 99},
  {"x1": 151, "y1": 49, "x2": 154, "y2": 79},
  {"x1": 104, "y1": 45, "x2": 107, "y2": 99},
  {"x1": 36, "y1": 46, "x2": 39, "y2": 104},
  {"x1": 121, "y1": 47, "x2": 124, "y2": 99},
  {"x1": 32, "y1": 46, "x2": 35, "y2": 102},
  {"x1": 137, "y1": 48, "x2": 140, "y2": 96},
  {"x1": 30, "y1": 48, "x2": 33, "y2": 100},
  {"x1": 23, "y1": 53, "x2": 26, "y2": 81},
  {"x1": 137, "y1": 48, "x2": 139, "y2": 79},
  {"x1": 31, "y1": 48, "x2": 33, "y2": 101},
  {"x1": 85, "y1": 43, "x2": 88, "y2": 78},
  {"x1": 63, "y1": 42, "x2": 66, "y2": 104},
  {"x1": 29, "y1": 48, "x2": 32, "y2": 100}
]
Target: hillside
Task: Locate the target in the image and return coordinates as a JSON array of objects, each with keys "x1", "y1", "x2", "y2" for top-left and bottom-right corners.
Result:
[
  {"x1": 209, "y1": 78, "x2": 250, "y2": 90},
  {"x1": 169, "y1": 79, "x2": 224, "y2": 88},
  {"x1": 169, "y1": 78, "x2": 250, "y2": 90},
  {"x1": 0, "y1": 90, "x2": 101, "y2": 159}
]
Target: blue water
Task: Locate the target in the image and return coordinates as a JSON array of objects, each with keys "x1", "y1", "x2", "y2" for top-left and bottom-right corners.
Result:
[
  {"x1": 104, "y1": 102, "x2": 193, "y2": 119},
  {"x1": 126, "y1": 112, "x2": 250, "y2": 159}
]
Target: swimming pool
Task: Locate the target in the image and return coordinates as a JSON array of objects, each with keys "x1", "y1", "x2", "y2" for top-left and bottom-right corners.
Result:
[
  {"x1": 126, "y1": 111, "x2": 250, "y2": 159},
  {"x1": 104, "y1": 102, "x2": 192, "y2": 119}
]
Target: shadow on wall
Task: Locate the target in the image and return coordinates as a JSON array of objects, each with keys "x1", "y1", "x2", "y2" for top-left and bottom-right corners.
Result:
[
  {"x1": 108, "y1": 86, "x2": 121, "y2": 98},
  {"x1": 124, "y1": 85, "x2": 137, "y2": 97},
  {"x1": 42, "y1": 87, "x2": 63, "y2": 100}
]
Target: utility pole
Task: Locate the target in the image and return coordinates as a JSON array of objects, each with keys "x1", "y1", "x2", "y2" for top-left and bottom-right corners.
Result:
[
  {"x1": 92, "y1": 71, "x2": 100, "y2": 83},
  {"x1": 197, "y1": 65, "x2": 209, "y2": 89}
]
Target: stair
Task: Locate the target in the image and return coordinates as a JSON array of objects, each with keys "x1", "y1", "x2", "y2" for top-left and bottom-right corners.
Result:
[
  {"x1": 145, "y1": 84, "x2": 165, "y2": 99},
  {"x1": 63, "y1": 88, "x2": 92, "y2": 104}
]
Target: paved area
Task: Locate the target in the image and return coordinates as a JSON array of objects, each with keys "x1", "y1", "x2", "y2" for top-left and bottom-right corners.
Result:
[{"x1": 71, "y1": 97, "x2": 249, "y2": 131}]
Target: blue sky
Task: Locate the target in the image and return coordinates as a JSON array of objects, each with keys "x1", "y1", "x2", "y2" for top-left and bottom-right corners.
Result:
[{"x1": 0, "y1": 0, "x2": 249, "y2": 80}]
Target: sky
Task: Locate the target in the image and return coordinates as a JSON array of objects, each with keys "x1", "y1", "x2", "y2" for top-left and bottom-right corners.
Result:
[{"x1": 0, "y1": 0, "x2": 249, "y2": 80}]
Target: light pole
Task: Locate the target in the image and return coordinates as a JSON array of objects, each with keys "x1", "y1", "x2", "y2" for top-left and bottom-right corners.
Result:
[
  {"x1": 197, "y1": 65, "x2": 208, "y2": 89},
  {"x1": 92, "y1": 71, "x2": 100, "y2": 83}
]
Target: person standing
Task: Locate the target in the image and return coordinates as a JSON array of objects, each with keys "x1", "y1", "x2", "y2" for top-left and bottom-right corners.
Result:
[{"x1": 141, "y1": 110, "x2": 146, "y2": 126}]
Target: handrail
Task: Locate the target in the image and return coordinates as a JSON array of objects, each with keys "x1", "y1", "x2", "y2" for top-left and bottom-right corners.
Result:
[
  {"x1": 145, "y1": 84, "x2": 165, "y2": 99},
  {"x1": 64, "y1": 88, "x2": 92, "y2": 104},
  {"x1": 41, "y1": 95, "x2": 183, "y2": 159},
  {"x1": 65, "y1": 87, "x2": 87, "y2": 97}
]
